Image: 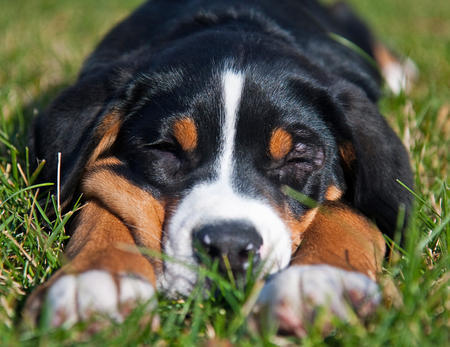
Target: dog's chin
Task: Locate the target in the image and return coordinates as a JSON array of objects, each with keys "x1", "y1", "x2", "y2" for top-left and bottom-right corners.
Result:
[
  {"x1": 158, "y1": 246, "x2": 291, "y2": 298},
  {"x1": 158, "y1": 243, "x2": 291, "y2": 298},
  {"x1": 158, "y1": 256, "x2": 198, "y2": 297},
  {"x1": 157, "y1": 237, "x2": 197, "y2": 297}
]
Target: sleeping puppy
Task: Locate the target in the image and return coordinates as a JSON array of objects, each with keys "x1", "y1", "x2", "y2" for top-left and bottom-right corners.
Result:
[{"x1": 27, "y1": 0, "x2": 413, "y2": 335}]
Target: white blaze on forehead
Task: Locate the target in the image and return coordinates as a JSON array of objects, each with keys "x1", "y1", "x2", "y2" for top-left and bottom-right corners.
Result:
[
  {"x1": 160, "y1": 69, "x2": 291, "y2": 297},
  {"x1": 219, "y1": 70, "x2": 244, "y2": 182}
]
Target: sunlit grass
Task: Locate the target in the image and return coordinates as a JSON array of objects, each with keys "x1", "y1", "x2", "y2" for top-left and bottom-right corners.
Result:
[{"x1": 1, "y1": 0, "x2": 448, "y2": 345}]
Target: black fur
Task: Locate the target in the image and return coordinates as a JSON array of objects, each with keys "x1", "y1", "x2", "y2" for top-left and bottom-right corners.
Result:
[{"x1": 30, "y1": 0, "x2": 413, "y2": 237}]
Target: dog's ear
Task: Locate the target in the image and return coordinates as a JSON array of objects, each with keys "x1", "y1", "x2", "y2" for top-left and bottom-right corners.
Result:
[
  {"x1": 326, "y1": 81, "x2": 413, "y2": 237},
  {"x1": 29, "y1": 73, "x2": 125, "y2": 210}
]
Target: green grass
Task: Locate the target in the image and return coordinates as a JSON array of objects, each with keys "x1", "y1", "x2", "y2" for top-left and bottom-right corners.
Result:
[{"x1": 1, "y1": 0, "x2": 449, "y2": 345}]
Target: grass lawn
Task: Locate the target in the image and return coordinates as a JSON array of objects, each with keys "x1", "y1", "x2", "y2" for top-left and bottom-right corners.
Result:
[{"x1": 0, "y1": 0, "x2": 448, "y2": 345}]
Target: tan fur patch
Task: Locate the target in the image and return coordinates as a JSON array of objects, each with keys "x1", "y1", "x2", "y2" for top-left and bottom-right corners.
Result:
[
  {"x1": 83, "y1": 113, "x2": 165, "y2": 270},
  {"x1": 65, "y1": 201, "x2": 158, "y2": 285},
  {"x1": 285, "y1": 208, "x2": 319, "y2": 253},
  {"x1": 173, "y1": 117, "x2": 198, "y2": 152},
  {"x1": 325, "y1": 185, "x2": 342, "y2": 201},
  {"x1": 290, "y1": 202, "x2": 385, "y2": 279},
  {"x1": 339, "y1": 141, "x2": 356, "y2": 168},
  {"x1": 373, "y1": 42, "x2": 397, "y2": 69},
  {"x1": 23, "y1": 199, "x2": 159, "y2": 325},
  {"x1": 82, "y1": 157, "x2": 165, "y2": 254},
  {"x1": 87, "y1": 112, "x2": 122, "y2": 167},
  {"x1": 269, "y1": 128, "x2": 293, "y2": 160}
]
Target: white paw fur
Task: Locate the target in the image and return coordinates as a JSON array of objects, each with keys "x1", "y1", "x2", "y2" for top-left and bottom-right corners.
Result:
[
  {"x1": 382, "y1": 57, "x2": 418, "y2": 95},
  {"x1": 44, "y1": 270, "x2": 156, "y2": 327},
  {"x1": 255, "y1": 265, "x2": 380, "y2": 336}
]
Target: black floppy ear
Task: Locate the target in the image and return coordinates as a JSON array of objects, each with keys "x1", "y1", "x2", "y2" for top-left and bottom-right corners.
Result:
[
  {"x1": 29, "y1": 72, "x2": 125, "y2": 210},
  {"x1": 327, "y1": 81, "x2": 413, "y2": 237}
]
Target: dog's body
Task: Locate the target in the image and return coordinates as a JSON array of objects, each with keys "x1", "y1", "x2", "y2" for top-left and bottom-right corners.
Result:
[{"x1": 28, "y1": 0, "x2": 413, "y2": 334}]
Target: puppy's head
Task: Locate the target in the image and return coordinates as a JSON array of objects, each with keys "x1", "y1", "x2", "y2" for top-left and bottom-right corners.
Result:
[
  {"x1": 33, "y1": 36, "x2": 412, "y2": 297},
  {"x1": 110, "y1": 61, "x2": 340, "y2": 295}
]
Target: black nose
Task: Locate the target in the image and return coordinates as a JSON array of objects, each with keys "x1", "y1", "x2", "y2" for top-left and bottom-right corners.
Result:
[{"x1": 192, "y1": 221, "x2": 263, "y2": 274}]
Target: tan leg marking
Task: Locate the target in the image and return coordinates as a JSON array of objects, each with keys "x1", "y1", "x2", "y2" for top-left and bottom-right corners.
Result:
[
  {"x1": 25, "y1": 112, "x2": 164, "y2": 325},
  {"x1": 172, "y1": 117, "x2": 198, "y2": 152},
  {"x1": 65, "y1": 201, "x2": 158, "y2": 285},
  {"x1": 24, "y1": 201, "x2": 158, "y2": 324},
  {"x1": 87, "y1": 112, "x2": 122, "y2": 167},
  {"x1": 269, "y1": 128, "x2": 293, "y2": 160},
  {"x1": 80, "y1": 111, "x2": 165, "y2": 272},
  {"x1": 82, "y1": 157, "x2": 165, "y2": 256},
  {"x1": 291, "y1": 201, "x2": 385, "y2": 280}
]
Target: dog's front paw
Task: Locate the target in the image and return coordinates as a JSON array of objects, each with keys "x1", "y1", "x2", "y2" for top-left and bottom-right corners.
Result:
[
  {"x1": 254, "y1": 265, "x2": 380, "y2": 337},
  {"x1": 41, "y1": 270, "x2": 156, "y2": 328}
]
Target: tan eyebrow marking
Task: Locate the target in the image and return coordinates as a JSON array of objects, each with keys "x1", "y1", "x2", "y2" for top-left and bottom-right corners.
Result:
[
  {"x1": 172, "y1": 117, "x2": 198, "y2": 152},
  {"x1": 269, "y1": 128, "x2": 293, "y2": 160},
  {"x1": 325, "y1": 185, "x2": 343, "y2": 201}
]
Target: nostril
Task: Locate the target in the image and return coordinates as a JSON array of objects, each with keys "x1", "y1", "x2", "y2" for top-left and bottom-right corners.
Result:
[
  {"x1": 238, "y1": 250, "x2": 247, "y2": 262},
  {"x1": 245, "y1": 243, "x2": 256, "y2": 252},
  {"x1": 207, "y1": 245, "x2": 221, "y2": 259},
  {"x1": 238, "y1": 243, "x2": 257, "y2": 261}
]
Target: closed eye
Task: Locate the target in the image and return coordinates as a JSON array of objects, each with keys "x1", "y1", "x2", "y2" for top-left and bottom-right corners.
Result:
[
  {"x1": 266, "y1": 141, "x2": 325, "y2": 187},
  {"x1": 142, "y1": 140, "x2": 179, "y2": 153},
  {"x1": 285, "y1": 143, "x2": 325, "y2": 168}
]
